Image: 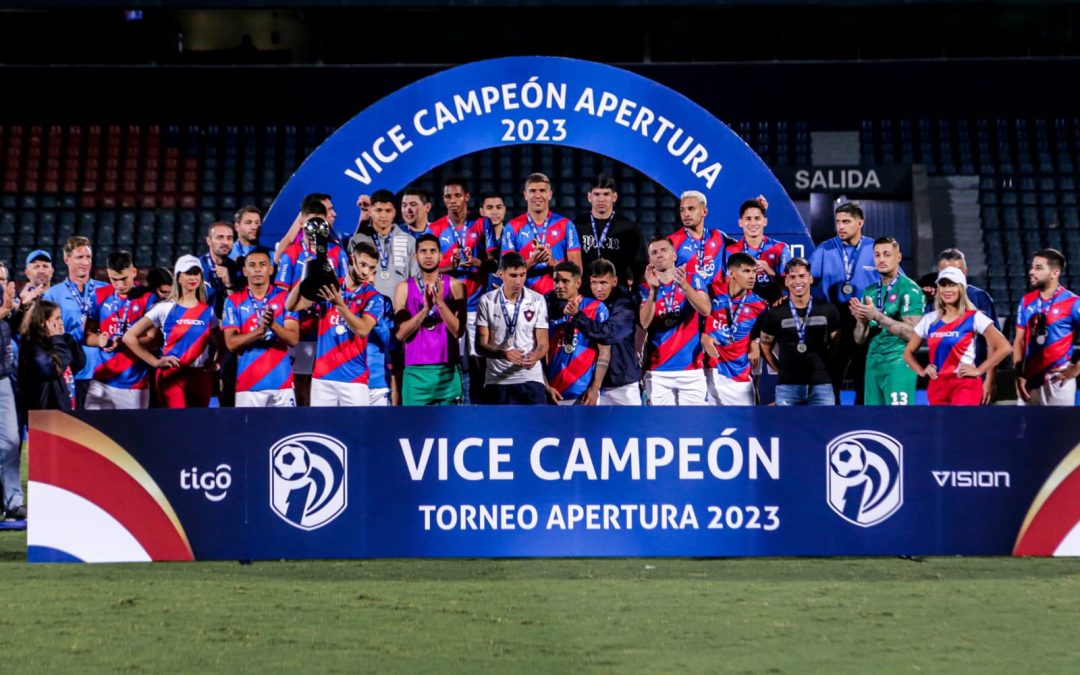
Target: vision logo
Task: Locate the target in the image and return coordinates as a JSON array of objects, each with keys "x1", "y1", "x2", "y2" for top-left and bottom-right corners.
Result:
[
  {"x1": 826, "y1": 430, "x2": 903, "y2": 527},
  {"x1": 270, "y1": 433, "x2": 348, "y2": 531}
]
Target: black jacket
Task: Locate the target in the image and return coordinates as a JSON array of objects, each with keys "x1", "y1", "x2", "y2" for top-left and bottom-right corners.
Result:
[
  {"x1": 571, "y1": 287, "x2": 642, "y2": 388},
  {"x1": 18, "y1": 334, "x2": 85, "y2": 412}
]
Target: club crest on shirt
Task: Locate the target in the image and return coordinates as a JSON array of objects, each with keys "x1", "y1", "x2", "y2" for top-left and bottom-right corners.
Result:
[{"x1": 524, "y1": 309, "x2": 535, "y2": 321}]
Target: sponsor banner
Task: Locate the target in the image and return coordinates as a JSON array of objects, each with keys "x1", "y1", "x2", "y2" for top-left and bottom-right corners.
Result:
[
  {"x1": 774, "y1": 166, "x2": 912, "y2": 197},
  {"x1": 262, "y1": 56, "x2": 812, "y2": 253},
  {"x1": 27, "y1": 407, "x2": 1080, "y2": 563}
]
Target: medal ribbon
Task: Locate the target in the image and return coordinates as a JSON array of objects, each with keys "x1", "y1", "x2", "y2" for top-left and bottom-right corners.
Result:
[
  {"x1": 789, "y1": 297, "x2": 813, "y2": 348},
  {"x1": 591, "y1": 213, "x2": 613, "y2": 249}
]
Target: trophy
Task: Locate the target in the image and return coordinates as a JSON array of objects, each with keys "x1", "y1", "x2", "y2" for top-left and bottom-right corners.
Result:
[{"x1": 299, "y1": 217, "x2": 340, "y2": 301}]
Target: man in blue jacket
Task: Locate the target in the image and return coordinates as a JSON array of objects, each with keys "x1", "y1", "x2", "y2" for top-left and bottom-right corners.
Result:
[{"x1": 563, "y1": 258, "x2": 642, "y2": 405}]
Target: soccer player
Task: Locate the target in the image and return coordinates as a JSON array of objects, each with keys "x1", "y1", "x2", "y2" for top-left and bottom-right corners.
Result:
[
  {"x1": 201, "y1": 221, "x2": 244, "y2": 317},
  {"x1": 276, "y1": 199, "x2": 349, "y2": 406},
  {"x1": 638, "y1": 236, "x2": 712, "y2": 406},
  {"x1": 350, "y1": 242, "x2": 396, "y2": 406},
  {"x1": 476, "y1": 252, "x2": 549, "y2": 404},
  {"x1": 501, "y1": 173, "x2": 582, "y2": 296},
  {"x1": 546, "y1": 262, "x2": 611, "y2": 405},
  {"x1": 222, "y1": 248, "x2": 300, "y2": 407},
  {"x1": 480, "y1": 192, "x2": 508, "y2": 249},
  {"x1": 566, "y1": 258, "x2": 643, "y2": 405},
  {"x1": 724, "y1": 198, "x2": 792, "y2": 304},
  {"x1": 82, "y1": 250, "x2": 158, "y2": 410},
  {"x1": 43, "y1": 236, "x2": 109, "y2": 409},
  {"x1": 668, "y1": 190, "x2": 731, "y2": 283},
  {"x1": 400, "y1": 186, "x2": 433, "y2": 240},
  {"x1": 123, "y1": 255, "x2": 220, "y2": 408},
  {"x1": 1014, "y1": 249, "x2": 1080, "y2": 406},
  {"x1": 349, "y1": 189, "x2": 418, "y2": 298},
  {"x1": 701, "y1": 253, "x2": 768, "y2": 406},
  {"x1": 851, "y1": 237, "x2": 925, "y2": 406},
  {"x1": 394, "y1": 234, "x2": 467, "y2": 405},
  {"x1": 430, "y1": 176, "x2": 497, "y2": 404},
  {"x1": 286, "y1": 246, "x2": 383, "y2": 408},
  {"x1": 903, "y1": 268, "x2": 1010, "y2": 406},
  {"x1": 807, "y1": 201, "x2": 879, "y2": 404},
  {"x1": 759, "y1": 258, "x2": 840, "y2": 406},
  {"x1": 938, "y1": 248, "x2": 1000, "y2": 403},
  {"x1": 230, "y1": 205, "x2": 262, "y2": 261},
  {"x1": 274, "y1": 193, "x2": 343, "y2": 261},
  {"x1": 573, "y1": 174, "x2": 645, "y2": 293}
]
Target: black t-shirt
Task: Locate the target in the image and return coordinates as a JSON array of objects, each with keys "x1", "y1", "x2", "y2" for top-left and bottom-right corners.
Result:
[
  {"x1": 573, "y1": 213, "x2": 646, "y2": 294},
  {"x1": 759, "y1": 300, "x2": 839, "y2": 385}
]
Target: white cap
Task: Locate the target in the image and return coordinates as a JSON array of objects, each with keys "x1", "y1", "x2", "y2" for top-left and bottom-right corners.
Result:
[
  {"x1": 174, "y1": 254, "x2": 203, "y2": 278},
  {"x1": 936, "y1": 267, "x2": 967, "y2": 287}
]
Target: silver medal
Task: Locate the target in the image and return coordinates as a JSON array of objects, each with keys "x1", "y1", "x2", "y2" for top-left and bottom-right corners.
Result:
[
  {"x1": 380, "y1": 271, "x2": 390, "y2": 280},
  {"x1": 796, "y1": 343, "x2": 808, "y2": 353},
  {"x1": 335, "y1": 324, "x2": 347, "y2": 335},
  {"x1": 1035, "y1": 334, "x2": 1046, "y2": 346},
  {"x1": 841, "y1": 283, "x2": 854, "y2": 296},
  {"x1": 563, "y1": 344, "x2": 575, "y2": 354}
]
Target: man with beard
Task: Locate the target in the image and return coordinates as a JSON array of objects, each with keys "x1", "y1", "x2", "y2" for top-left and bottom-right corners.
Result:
[
  {"x1": 1014, "y1": 248, "x2": 1080, "y2": 406},
  {"x1": 230, "y1": 205, "x2": 262, "y2": 261},
  {"x1": 668, "y1": 190, "x2": 732, "y2": 284}
]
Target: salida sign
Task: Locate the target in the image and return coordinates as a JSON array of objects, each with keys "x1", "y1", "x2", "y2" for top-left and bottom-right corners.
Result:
[{"x1": 775, "y1": 166, "x2": 912, "y2": 197}]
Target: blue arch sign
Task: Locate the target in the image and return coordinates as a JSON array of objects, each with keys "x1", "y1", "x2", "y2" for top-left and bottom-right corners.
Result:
[{"x1": 264, "y1": 56, "x2": 810, "y2": 252}]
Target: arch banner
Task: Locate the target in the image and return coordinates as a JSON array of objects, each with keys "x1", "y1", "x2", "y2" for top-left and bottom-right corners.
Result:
[{"x1": 264, "y1": 56, "x2": 810, "y2": 252}]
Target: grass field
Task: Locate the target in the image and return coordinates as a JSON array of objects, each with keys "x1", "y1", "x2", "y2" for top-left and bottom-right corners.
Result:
[{"x1": 0, "y1": 531, "x2": 1077, "y2": 673}]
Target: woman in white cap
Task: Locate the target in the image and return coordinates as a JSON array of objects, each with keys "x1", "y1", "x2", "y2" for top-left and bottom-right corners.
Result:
[
  {"x1": 901, "y1": 267, "x2": 1010, "y2": 405},
  {"x1": 123, "y1": 255, "x2": 221, "y2": 407}
]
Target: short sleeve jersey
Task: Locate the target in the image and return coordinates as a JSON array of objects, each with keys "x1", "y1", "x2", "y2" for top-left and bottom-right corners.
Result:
[
  {"x1": 145, "y1": 301, "x2": 218, "y2": 368},
  {"x1": 704, "y1": 290, "x2": 768, "y2": 382},
  {"x1": 669, "y1": 228, "x2": 729, "y2": 281},
  {"x1": 861, "y1": 275, "x2": 925, "y2": 361},
  {"x1": 914, "y1": 309, "x2": 994, "y2": 378},
  {"x1": 760, "y1": 300, "x2": 839, "y2": 385},
  {"x1": 312, "y1": 283, "x2": 383, "y2": 385},
  {"x1": 547, "y1": 296, "x2": 610, "y2": 398},
  {"x1": 500, "y1": 212, "x2": 581, "y2": 296},
  {"x1": 274, "y1": 240, "x2": 349, "y2": 339},
  {"x1": 1016, "y1": 288, "x2": 1080, "y2": 387},
  {"x1": 365, "y1": 294, "x2": 395, "y2": 391},
  {"x1": 91, "y1": 287, "x2": 157, "y2": 390},
  {"x1": 429, "y1": 215, "x2": 498, "y2": 312},
  {"x1": 222, "y1": 287, "x2": 299, "y2": 393},
  {"x1": 725, "y1": 236, "x2": 793, "y2": 304},
  {"x1": 638, "y1": 275, "x2": 709, "y2": 372},
  {"x1": 44, "y1": 278, "x2": 109, "y2": 380}
]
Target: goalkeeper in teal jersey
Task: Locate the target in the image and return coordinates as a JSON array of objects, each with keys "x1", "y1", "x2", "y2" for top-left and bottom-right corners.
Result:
[{"x1": 850, "y1": 237, "x2": 924, "y2": 405}]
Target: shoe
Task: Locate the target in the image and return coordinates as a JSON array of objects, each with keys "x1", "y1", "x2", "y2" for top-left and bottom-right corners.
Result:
[{"x1": 6, "y1": 506, "x2": 25, "y2": 520}]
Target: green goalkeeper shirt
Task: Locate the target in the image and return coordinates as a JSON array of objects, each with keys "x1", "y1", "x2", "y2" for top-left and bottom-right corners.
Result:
[{"x1": 862, "y1": 275, "x2": 924, "y2": 361}]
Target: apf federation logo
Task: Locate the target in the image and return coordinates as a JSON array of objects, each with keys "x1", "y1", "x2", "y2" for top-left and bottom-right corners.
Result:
[
  {"x1": 270, "y1": 433, "x2": 348, "y2": 531},
  {"x1": 826, "y1": 430, "x2": 903, "y2": 527}
]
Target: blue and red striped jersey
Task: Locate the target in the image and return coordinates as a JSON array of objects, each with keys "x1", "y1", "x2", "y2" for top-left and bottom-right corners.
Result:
[
  {"x1": 501, "y1": 212, "x2": 581, "y2": 295},
  {"x1": 547, "y1": 297, "x2": 610, "y2": 398},
  {"x1": 915, "y1": 309, "x2": 994, "y2": 378},
  {"x1": 669, "y1": 227, "x2": 730, "y2": 281},
  {"x1": 724, "y1": 236, "x2": 793, "y2": 304},
  {"x1": 430, "y1": 214, "x2": 497, "y2": 312},
  {"x1": 312, "y1": 283, "x2": 384, "y2": 384},
  {"x1": 92, "y1": 287, "x2": 157, "y2": 389},
  {"x1": 1017, "y1": 287, "x2": 1080, "y2": 387},
  {"x1": 146, "y1": 302, "x2": 218, "y2": 368},
  {"x1": 705, "y1": 290, "x2": 768, "y2": 382},
  {"x1": 222, "y1": 287, "x2": 299, "y2": 393},
  {"x1": 639, "y1": 275, "x2": 708, "y2": 372}
]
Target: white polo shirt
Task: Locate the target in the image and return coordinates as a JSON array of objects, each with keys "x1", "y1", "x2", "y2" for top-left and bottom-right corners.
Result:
[{"x1": 476, "y1": 286, "x2": 548, "y2": 385}]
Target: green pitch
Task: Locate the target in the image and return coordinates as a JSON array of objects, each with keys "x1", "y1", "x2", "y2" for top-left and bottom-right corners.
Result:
[{"x1": 0, "y1": 533, "x2": 1076, "y2": 673}]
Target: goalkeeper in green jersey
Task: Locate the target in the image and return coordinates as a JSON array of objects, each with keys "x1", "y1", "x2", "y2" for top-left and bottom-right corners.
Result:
[{"x1": 850, "y1": 237, "x2": 924, "y2": 405}]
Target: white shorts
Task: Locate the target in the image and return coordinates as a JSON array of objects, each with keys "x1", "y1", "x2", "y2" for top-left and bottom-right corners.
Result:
[
  {"x1": 705, "y1": 369, "x2": 756, "y2": 406},
  {"x1": 292, "y1": 341, "x2": 316, "y2": 376},
  {"x1": 598, "y1": 382, "x2": 642, "y2": 406},
  {"x1": 645, "y1": 370, "x2": 707, "y2": 406},
  {"x1": 556, "y1": 398, "x2": 577, "y2": 406},
  {"x1": 369, "y1": 387, "x2": 391, "y2": 407},
  {"x1": 84, "y1": 381, "x2": 150, "y2": 410},
  {"x1": 311, "y1": 378, "x2": 369, "y2": 407},
  {"x1": 1017, "y1": 373, "x2": 1077, "y2": 407},
  {"x1": 236, "y1": 388, "x2": 296, "y2": 408}
]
